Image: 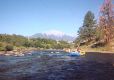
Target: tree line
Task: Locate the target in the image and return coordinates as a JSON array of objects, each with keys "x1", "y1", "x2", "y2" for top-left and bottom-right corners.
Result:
[{"x1": 0, "y1": 34, "x2": 71, "y2": 51}]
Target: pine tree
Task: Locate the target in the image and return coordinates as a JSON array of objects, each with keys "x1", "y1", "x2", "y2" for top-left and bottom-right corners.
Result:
[{"x1": 78, "y1": 11, "x2": 96, "y2": 42}]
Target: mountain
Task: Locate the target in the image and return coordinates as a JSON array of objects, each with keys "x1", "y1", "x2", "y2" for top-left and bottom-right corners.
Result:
[{"x1": 30, "y1": 31, "x2": 75, "y2": 42}]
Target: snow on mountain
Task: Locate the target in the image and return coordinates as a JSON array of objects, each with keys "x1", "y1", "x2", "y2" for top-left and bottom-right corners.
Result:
[
  {"x1": 44, "y1": 30, "x2": 65, "y2": 37},
  {"x1": 31, "y1": 30, "x2": 75, "y2": 42}
]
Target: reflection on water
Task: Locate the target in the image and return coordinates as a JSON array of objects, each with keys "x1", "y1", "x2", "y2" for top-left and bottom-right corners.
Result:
[{"x1": 0, "y1": 51, "x2": 114, "y2": 80}]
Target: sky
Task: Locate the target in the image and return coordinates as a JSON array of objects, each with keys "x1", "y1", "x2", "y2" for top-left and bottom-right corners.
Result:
[{"x1": 0, "y1": 0, "x2": 104, "y2": 37}]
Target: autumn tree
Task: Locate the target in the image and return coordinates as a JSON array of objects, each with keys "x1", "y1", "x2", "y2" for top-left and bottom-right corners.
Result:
[{"x1": 99, "y1": 0, "x2": 114, "y2": 43}]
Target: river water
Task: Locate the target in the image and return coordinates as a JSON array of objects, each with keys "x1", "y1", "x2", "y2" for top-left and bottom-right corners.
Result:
[{"x1": 0, "y1": 50, "x2": 114, "y2": 80}]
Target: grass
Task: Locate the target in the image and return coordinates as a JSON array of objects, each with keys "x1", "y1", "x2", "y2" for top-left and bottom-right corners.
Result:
[{"x1": 79, "y1": 44, "x2": 114, "y2": 53}]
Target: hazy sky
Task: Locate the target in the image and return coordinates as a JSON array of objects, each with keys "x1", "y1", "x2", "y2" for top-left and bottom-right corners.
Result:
[{"x1": 0, "y1": 0, "x2": 104, "y2": 36}]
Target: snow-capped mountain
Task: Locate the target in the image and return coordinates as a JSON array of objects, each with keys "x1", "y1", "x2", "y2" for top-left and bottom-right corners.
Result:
[
  {"x1": 44, "y1": 30, "x2": 65, "y2": 37},
  {"x1": 31, "y1": 30, "x2": 75, "y2": 42}
]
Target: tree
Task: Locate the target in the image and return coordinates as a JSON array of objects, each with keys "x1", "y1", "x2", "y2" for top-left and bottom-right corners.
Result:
[
  {"x1": 99, "y1": 0, "x2": 114, "y2": 43},
  {"x1": 78, "y1": 11, "x2": 96, "y2": 43}
]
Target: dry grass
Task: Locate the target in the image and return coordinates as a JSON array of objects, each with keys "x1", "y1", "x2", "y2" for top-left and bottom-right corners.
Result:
[{"x1": 79, "y1": 44, "x2": 114, "y2": 53}]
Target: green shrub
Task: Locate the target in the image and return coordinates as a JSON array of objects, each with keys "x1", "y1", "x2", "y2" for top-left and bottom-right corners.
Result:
[
  {"x1": 0, "y1": 47, "x2": 5, "y2": 51},
  {"x1": 5, "y1": 45, "x2": 14, "y2": 51},
  {"x1": 0, "y1": 42, "x2": 5, "y2": 51}
]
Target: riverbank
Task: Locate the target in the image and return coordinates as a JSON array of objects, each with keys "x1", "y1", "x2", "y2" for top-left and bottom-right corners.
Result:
[
  {"x1": 0, "y1": 48, "x2": 65, "y2": 56},
  {"x1": 0, "y1": 48, "x2": 38, "y2": 56},
  {"x1": 1, "y1": 47, "x2": 114, "y2": 57}
]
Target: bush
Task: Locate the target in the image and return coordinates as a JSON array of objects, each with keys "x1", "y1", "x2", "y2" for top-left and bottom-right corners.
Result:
[
  {"x1": 5, "y1": 45, "x2": 14, "y2": 51},
  {"x1": 91, "y1": 42, "x2": 105, "y2": 48},
  {"x1": 0, "y1": 47, "x2": 5, "y2": 51},
  {"x1": 0, "y1": 42, "x2": 5, "y2": 51}
]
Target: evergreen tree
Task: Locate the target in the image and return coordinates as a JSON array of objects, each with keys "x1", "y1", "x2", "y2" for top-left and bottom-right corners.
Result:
[{"x1": 78, "y1": 11, "x2": 96, "y2": 42}]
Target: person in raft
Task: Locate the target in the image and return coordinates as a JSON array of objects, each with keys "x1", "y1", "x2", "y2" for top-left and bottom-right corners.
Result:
[
  {"x1": 77, "y1": 46, "x2": 86, "y2": 55},
  {"x1": 77, "y1": 46, "x2": 80, "y2": 53}
]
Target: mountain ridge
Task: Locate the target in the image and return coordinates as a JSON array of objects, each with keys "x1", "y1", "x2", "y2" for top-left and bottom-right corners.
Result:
[{"x1": 30, "y1": 33, "x2": 75, "y2": 42}]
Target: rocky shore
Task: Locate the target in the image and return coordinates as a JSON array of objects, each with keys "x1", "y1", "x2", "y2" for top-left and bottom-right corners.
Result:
[{"x1": 0, "y1": 48, "x2": 37, "y2": 56}]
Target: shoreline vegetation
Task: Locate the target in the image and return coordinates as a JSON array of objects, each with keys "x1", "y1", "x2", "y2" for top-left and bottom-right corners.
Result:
[
  {"x1": 0, "y1": 33, "x2": 114, "y2": 56},
  {"x1": 0, "y1": 34, "x2": 71, "y2": 56}
]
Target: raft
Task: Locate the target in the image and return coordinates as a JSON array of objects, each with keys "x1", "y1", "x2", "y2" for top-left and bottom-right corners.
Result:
[
  {"x1": 69, "y1": 50, "x2": 86, "y2": 56},
  {"x1": 69, "y1": 51, "x2": 80, "y2": 56}
]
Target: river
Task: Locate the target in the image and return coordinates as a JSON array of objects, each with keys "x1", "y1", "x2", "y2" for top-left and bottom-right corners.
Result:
[{"x1": 0, "y1": 50, "x2": 114, "y2": 80}]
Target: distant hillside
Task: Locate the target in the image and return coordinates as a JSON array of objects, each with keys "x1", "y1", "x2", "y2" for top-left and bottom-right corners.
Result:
[{"x1": 30, "y1": 33, "x2": 75, "y2": 42}]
